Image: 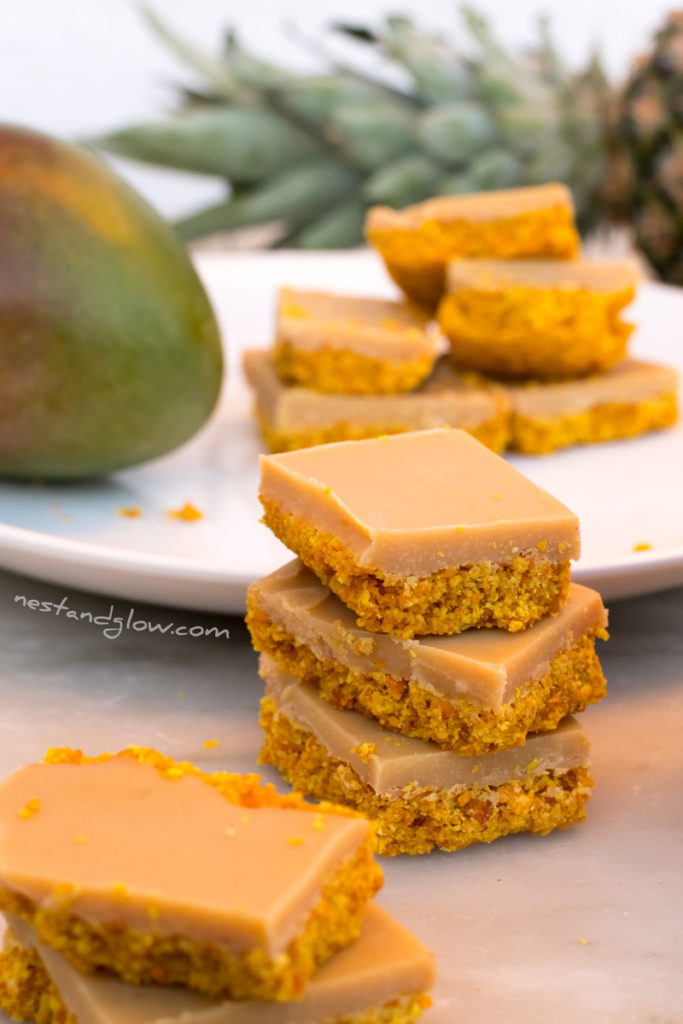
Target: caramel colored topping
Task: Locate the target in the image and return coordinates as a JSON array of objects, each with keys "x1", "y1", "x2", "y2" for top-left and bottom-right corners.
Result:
[
  {"x1": 506, "y1": 359, "x2": 679, "y2": 418},
  {"x1": 0, "y1": 755, "x2": 371, "y2": 955},
  {"x1": 367, "y1": 183, "x2": 573, "y2": 231},
  {"x1": 259, "y1": 428, "x2": 580, "y2": 574},
  {"x1": 446, "y1": 258, "x2": 639, "y2": 293}
]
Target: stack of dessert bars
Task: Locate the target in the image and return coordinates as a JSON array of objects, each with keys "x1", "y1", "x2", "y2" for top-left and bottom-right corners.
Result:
[
  {"x1": 368, "y1": 182, "x2": 678, "y2": 454},
  {"x1": 248, "y1": 427, "x2": 609, "y2": 856},
  {"x1": 244, "y1": 183, "x2": 677, "y2": 458},
  {"x1": 0, "y1": 747, "x2": 435, "y2": 1024}
]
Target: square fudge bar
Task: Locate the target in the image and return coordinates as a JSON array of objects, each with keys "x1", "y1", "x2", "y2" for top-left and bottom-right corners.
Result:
[
  {"x1": 0, "y1": 747, "x2": 382, "y2": 1001},
  {"x1": 244, "y1": 349, "x2": 510, "y2": 453},
  {"x1": 259, "y1": 428, "x2": 580, "y2": 637},
  {"x1": 259, "y1": 656, "x2": 594, "y2": 857},
  {"x1": 247, "y1": 559, "x2": 608, "y2": 755},
  {"x1": 438, "y1": 259, "x2": 637, "y2": 379},
  {"x1": 0, "y1": 905, "x2": 435, "y2": 1024},
  {"x1": 365, "y1": 183, "x2": 579, "y2": 310},
  {"x1": 274, "y1": 288, "x2": 440, "y2": 395},
  {"x1": 504, "y1": 358, "x2": 679, "y2": 454}
]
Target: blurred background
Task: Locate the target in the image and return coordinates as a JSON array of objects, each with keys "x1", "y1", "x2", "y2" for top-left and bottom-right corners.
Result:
[{"x1": 1, "y1": 1, "x2": 680, "y2": 278}]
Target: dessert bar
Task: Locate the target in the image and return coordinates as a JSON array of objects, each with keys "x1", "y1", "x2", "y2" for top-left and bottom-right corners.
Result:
[
  {"x1": 505, "y1": 358, "x2": 679, "y2": 453},
  {"x1": 274, "y1": 288, "x2": 439, "y2": 395},
  {"x1": 244, "y1": 350, "x2": 509, "y2": 453},
  {"x1": 439, "y1": 259, "x2": 637, "y2": 379},
  {"x1": 259, "y1": 429, "x2": 580, "y2": 637},
  {"x1": 365, "y1": 184, "x2": 579, "y2": 310},
  {"x1": 259, "y1": 657, "x2": 594, "y2": 857},
  {"x1": 0, "y1": 905, "x2": 435, "y2": 1024},
  {"x1": 0, "y1": 747, "x2": 382, "y2": 1001}
]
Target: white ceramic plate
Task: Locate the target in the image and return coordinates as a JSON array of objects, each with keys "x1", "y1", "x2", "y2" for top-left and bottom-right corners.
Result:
[{"x1": 0, "y1": 250, "x2": 681, "y2": 613}]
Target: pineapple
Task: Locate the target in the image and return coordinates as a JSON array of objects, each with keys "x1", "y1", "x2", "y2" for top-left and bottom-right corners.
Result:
[
  {"x1": 92, "y1": 7, "x2": 683, "y2": 283},
  {"x1": 615, "y1": 12, "x2": 683, "y2": 284}
]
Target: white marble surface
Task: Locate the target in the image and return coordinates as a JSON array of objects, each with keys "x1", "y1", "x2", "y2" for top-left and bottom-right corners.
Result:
[{"x1": 0, "y1": 566, "x2": 681, "y2": 1023}]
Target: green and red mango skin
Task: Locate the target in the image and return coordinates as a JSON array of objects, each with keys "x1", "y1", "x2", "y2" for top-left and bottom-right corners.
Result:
[{"x1": 0, "y1": 123, "x2": 223, "y2": 479}]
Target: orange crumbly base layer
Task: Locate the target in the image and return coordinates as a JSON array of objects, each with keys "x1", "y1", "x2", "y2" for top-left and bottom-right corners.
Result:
[
  {"x1": 260, "y1": 500, "x2": 571, "y2": 638},
  {"x1": 246, "y1": 603, "x2": 608, "y2": 755},
  {"x1": 0, "y1": 747, "x2": 382, "y2": 1002},
  {"x1": 273, "y1": 342, "x2": 435, "y2": 396},
  {"x1": 257, "y1": 409, "x2": 510, "y2": 455},
  {"x1": 259, "y1": 699, "x2": 594, "y2": 857},
  {"x1": 509, "y1": 393, "x2": 679, "y2": 454},
  {"x1": 0, "y1": 940, "x2": 432, "y2": 1024},
  {"x1": 367, "y1": 207, "x2": 579, "y2": 310},
  {"x1": 438, "y1": 287, "x2": 635, "y2": 379}
]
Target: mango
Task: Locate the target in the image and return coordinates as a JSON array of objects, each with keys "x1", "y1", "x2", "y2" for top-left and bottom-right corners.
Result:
[{"x1": 0, "y1": 124, "x2": 223, "y2": 479}]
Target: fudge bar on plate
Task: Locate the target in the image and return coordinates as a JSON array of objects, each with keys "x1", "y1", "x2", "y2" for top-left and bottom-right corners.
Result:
[
  {"x1": 259, "y1": 656, "x2": 594, "y2": 857},
  {"x1": 438, "y1": 259, "x2": 637, "y2": 380},
  {"x1": 505, "y1": 358, "x2": 679, "y2": 454},
  {"x1": 259, "y1": 428, "x2": 580, "y2": 637},
  {"x1": 247, "y1": 560, "x2": 608, "y2": 755},
  {"x1": 274, "y1": 288, "x2": 440, "y2": 395},
  {"x1": 244, "y1": 350, "x2": 510, "y2": 453},
  {"x1": 0, "y1": 747, "x2": 382, "y2": 1001},
  {"x1": 0, "y1": 905, "x2": 436, "y2": 1024},
  {"x1": 365, "y1": 183, "x2": 579, "y2": 310}
]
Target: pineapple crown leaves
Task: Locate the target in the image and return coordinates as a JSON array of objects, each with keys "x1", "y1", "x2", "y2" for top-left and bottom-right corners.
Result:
[{"x1": 91, "y1": 6, "x2": 611, "y2": 244}]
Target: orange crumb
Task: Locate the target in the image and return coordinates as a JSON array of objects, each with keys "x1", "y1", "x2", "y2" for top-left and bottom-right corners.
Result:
[
  {"x1": 352, "y1": 742, "x2": 378, "y2": 763},
  {"x1": 493, "y1": 493, "x2": 501, "y2": 500},
  {"x1": 458, "y1": 792, "x2": 472, "y2": 807},
  {"x1": 633, "y1": 542, "x2": 652, "y2": 552},
  {"x1": 116, "y1": 506, "x2": 142, "y2": 519},
  {"x1": 283, "y1": 302, "x2": 306, "y2": 318},
  {"x1": 165, "y1": 767, "x2": 184, "y2": 780},
  {"x1": 203, "y1": 739, "x2": 219, "y2": 749},
  {"x1": 287, "y1": 836, "x2": 304, "y2": 846},
  {"x1": 537, "y1": 539, "x2": 548, "y2": 552},
  {"x1": 312, "y1": 813, "x2": 325, "y2": 831},
  {"x1": 18, "y1": 798, "x2": 41, "y2": 820},
  {"x1": 167, "y1": 502, "x2": 203, "y2": 522}
]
